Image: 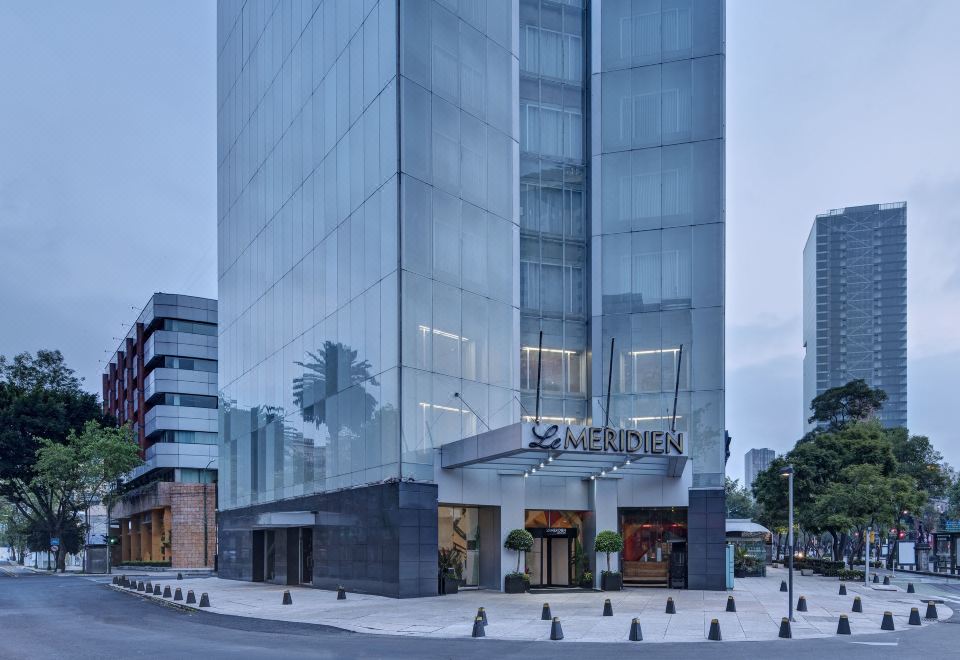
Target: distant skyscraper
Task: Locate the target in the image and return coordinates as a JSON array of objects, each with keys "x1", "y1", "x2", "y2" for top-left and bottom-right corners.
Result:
[
  {"x1": 744, "y1": 448, "x2": 775, "y2": 490},
  {"x1": 803, "y1": 203, "x2": 907, "y2": 432}
]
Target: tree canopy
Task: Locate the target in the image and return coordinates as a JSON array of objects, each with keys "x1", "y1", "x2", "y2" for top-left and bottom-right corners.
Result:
[
  {"x1": 0, "y1": 351, "x2": 136, "y2": 570},
  {"x1": 725, "y1": 477, "x2": 757, "y2": 519},
  {"x1": 807, "y1": 378, "x2": 887, "y2": 428},
  {"x1": 753, "y1": 414, "x2": 945, "y2": 562}
]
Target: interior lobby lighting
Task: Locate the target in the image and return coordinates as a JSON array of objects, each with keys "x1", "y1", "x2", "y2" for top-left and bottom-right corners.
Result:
[
  {"x1": 418, "y1": 325, "x2": 470, "y2": 342},
  {"x1": 628, "y1": 347, "x2": 681, "y2": 356}
]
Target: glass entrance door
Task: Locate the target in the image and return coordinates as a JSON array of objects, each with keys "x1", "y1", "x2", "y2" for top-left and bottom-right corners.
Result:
[
  {"x1": 549, "y1": 537, "x2": 571, "y2": 586},
  {"x1": 527, "y1": 534, "x2": 573, "y2": 586}
]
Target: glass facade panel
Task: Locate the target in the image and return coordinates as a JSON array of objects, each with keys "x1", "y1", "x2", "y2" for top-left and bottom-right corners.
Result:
[
  {"x1": 519, "y1": 0, "x2": 589, "y2": 426},
  {"x1": 218, "y1": 0, "x2": 403, "y2": 509},
  {"x1": 218, "y1": 0, "x2": 724, "y2": 508},
  {"x1": 397, "y1": 0, "x2": 520, "y2": 480},
  {"x1": 438, "y1": 505, "x2": 481, "y2": 587},
  {"x1": 593, "y1": 0, "x2": 724, "y2": 488}
]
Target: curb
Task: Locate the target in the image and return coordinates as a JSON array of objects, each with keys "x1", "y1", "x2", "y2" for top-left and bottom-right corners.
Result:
[{"x1": 107, "y1": 583, "x2": 199, "y2": 614}]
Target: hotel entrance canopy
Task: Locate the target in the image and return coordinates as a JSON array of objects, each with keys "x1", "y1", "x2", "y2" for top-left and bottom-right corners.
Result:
[{"x1": 441, "y1": 423, "x2": 688, "y2": 480}]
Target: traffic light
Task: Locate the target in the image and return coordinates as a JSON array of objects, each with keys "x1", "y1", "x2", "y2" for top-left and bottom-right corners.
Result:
[{"x1": 107, "y1": 535, "x2": 119, "y2": 545}]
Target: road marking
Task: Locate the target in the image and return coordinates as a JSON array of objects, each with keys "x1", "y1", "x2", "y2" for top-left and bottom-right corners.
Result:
[{"x1": 851, "y1": 642, "x2": 898, "y2": 646}]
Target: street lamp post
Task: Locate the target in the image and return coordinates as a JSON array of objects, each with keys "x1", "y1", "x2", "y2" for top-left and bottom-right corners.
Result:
[
  {"x1": 202, "y1": 458, "x2": 215, "y2": 568},
  {"x1": 780, "y1": 465, "x2": 795, "y2": 622}
]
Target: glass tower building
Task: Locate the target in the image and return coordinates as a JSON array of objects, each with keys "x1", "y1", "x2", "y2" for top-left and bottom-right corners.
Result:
[
  {"x1": 217, "y1": 0, "x2": 725, "y2": 596},
  {"x1": 803, "y1": 203, "x2": 907, "y2": 432}
]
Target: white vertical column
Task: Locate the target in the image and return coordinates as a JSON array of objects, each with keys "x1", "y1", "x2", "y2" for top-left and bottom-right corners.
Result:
[
  {"x1": 499, "y1": 474, "x2": 526, "y2": 589},
  {"x1": 590, "y1": 477, "x2": 619, "y2": 588}
]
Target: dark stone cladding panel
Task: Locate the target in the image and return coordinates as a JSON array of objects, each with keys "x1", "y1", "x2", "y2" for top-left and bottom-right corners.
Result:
[
  {"x1": 217, "y1": 481, "x2": 439, "y2": 598},
  {"x1": 687, "y1": 488, "x2": 726, "y2": 591}
]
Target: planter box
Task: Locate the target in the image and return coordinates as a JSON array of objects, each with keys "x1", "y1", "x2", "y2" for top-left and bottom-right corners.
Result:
[
  {"x1": 601, "y1": 573, "x2": 622, "y2": 591},
  {"x1": 800, "y1": 569, "x2": 813, "y2": 576},
  {"x1": 504, "y1": 575, "x2": 527, "y2": 594},
  {"x1": 438, "y1": 576, "x2": 459, "y2": 595}
]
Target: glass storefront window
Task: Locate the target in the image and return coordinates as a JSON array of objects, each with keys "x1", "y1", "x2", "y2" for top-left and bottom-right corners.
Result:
[
  {"x1": 620, "y1": 507, "x2": 687, "y2": 586},
  {"x1": 438, "y1": 506, "x2": 480, "y2": 587}
]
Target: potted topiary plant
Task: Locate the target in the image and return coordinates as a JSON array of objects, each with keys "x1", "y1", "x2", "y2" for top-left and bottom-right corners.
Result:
[
  {"x1": 594, "y1": 530, "x2": 624, "y2": 591},
  {"x1": 579, "y1": 571, "x2": 594, "y2": 589},
  {"x1": 438, "y1": 547, "x2": 464, "y2": 595},
  {"x1": 503, "y1": 529, "x2": 534, "y2": 593}
]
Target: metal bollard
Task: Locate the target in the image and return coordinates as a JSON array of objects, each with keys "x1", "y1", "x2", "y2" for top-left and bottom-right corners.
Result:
[
  {"x1": 163, "y1": 585, "x2": 172, "y2": 598},
  {"x1": 726, "y1": 595, "x2": 736, "y2": 612},
  {"x1": 796, "y1": 595, "x2": 807, "y2": 612},
  {"x1": 282, "y1": 590, "x2": 293, "y2": 605},
  {"x1": 707, "y1": 618, "x2": 721, "y2": 641},
  {"x1": 907, "y1": 582, "x2": 915, "y2": 593},
  {"x1": 852, "y1": 596, "x2": 862, "y2": 613},
  {"x1": 471, "y1": 616, "x2": 486, "y2": 638},
  {"x1": 925, "y1": 601, "x2": 938, "y2": 620},
  {"x1": 199, "y1": 592, "x2": 211, "y2": 608},
  {"x1": 174, "y1": 587, "x2": 183, "y2": 601},
  {"x1": 337, "y1": 585, "x2": 346, "y2": 600},
  {"x1": 780, "y1": 580, "x2": 787, "y2": 592},
  {"x1": 880, "y1": 611, "x2": 895, "y2": 631},
  {"x1": 908, "y1": 607, "x2": 921, "y2": 626},
  {"x1": 836, "y1": 614, "x2": 851, "y2": 635},
  {"x1": 779, "y1": 617, "x2": 792, "y2": 638},
  {"x1": 628, "y1": 617, "x2": 643, "y2": 641},
  {"x1": 602, "y1": 599, "x2": 613, "y2": 616},
  {"x1": 477, "y1": 607, "x2": 487, "y2": 625},
  {"x1": 541, "y1": 603, "x2": 552, "y2": 620},
  {"x1": 839, "y1": 583, "x2": 847, "y2": 595},
  {"x1": 186, "y1": 590, "x2": 196, "y2": 604},
  {"x1": 550, "y1": 617, "x2": 564, "y2": 640},
  {"x1": 665, "y1": 597, "x2": 676, "y2": 614},
  {"x1": 883, "y1": 575, "x2": 890, "y2": 586},
  {"x1": 153, "y1": 584, "x2": 161, "y2": 596}
]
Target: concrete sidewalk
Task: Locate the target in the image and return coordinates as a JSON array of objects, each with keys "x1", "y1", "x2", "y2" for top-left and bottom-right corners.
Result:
[{"x1": 113, "y1": 568, "x2": 952, "y2": 643}]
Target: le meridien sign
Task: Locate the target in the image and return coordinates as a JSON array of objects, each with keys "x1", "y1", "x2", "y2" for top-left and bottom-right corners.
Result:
[
  {"x1": 528, "y1": 424, "x2": 685, "y2": 456},
  {"x1": 439, "y1": 422, "x2": 688, "y2": 478}
]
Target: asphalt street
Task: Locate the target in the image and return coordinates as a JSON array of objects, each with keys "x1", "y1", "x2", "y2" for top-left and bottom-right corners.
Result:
[{"x1": 2, "y1": 565, "x2": 959, "y2": 659}]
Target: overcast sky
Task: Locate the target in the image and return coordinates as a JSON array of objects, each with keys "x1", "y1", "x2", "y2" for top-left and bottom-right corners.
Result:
[{"x1": 1, "y1": 1, "x2": 958, "y2": 482}]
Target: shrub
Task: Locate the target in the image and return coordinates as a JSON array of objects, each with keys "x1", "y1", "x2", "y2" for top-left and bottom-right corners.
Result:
[
  {"x1": 594, "y1": 530, "x2": 624, "y2": 574},
  {"x1": 504, "y1": 529, "x2": 534, "y2": 573},
  {"x1": 837, "y1": 569, "x2": 865, "y2": 581}
]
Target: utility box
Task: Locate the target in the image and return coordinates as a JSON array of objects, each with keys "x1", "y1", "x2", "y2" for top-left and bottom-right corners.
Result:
[{"x1": 84, "y1": 545, "x2": 109, "y2": 574}]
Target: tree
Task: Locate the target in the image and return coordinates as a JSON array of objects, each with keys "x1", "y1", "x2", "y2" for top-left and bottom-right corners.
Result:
[
  {"x1": 504, "y1": 529, "x2": 534, "y2": 573},
  {"x1": 24, "y1": 422, "x2": 141, "y2": 571},
  {"x1": 753, "y1": 421, "x2": 897, "y2": 560},
  {"x1": 0, "y1": 500, "x2": 30, "y2": 563},
  {"x1": 808, "y1": 379, "x2": 887, "y2": 429},
  {"x1": 886, "y1": 428, "x2": 949, "y2": 497},
  {"x1": 725, "y1": 477, "x2": 757, "y2": 519},
  {"x1": 0, "y1": 351, "x2": 110, "y2": 570},
  {"x1": 594, "y1": 530, "x2": 624, "y2": 573}
]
